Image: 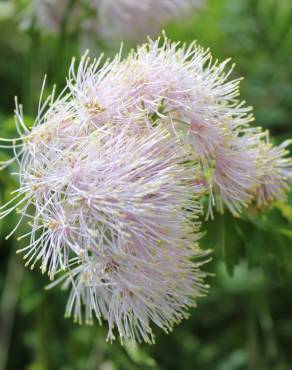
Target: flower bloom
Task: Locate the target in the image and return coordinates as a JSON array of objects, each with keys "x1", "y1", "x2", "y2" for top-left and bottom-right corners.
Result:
[
  {"x1": 102, "y1": 37, "x2": 292, "y2": 216},
  {"x1": 0, "y1": 52, "x2": 207, "y2": 342},
  {"x1": 1, "y1": 35, "x2": 291, "y2": 342},
  {"x1": 255, "y1": 139, "x2": 292, "y2": 207}
]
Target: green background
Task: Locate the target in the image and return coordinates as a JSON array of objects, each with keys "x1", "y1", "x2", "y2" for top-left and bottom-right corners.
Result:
[{"x1": 1, "y1": 0, "x2": 292, "y2": 369}]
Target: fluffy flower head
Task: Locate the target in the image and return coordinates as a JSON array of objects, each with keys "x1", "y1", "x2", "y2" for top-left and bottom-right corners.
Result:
[{"x1": 1, "y1": 35, "x2": 291, "y2": 343}]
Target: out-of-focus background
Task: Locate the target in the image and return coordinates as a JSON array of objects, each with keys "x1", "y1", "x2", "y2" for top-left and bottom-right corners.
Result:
[{"x1": 0, "y1": 0, "x2": 292, "y2": 369}]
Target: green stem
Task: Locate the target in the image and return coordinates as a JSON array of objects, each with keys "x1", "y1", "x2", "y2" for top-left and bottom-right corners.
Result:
[
  {"x1": 0, "y1": 249, "x2": 23, "y2": 370},
  {"x1": 24, "y1": 24, "x2": 40, "y2": 115},
  {"x1": 54, "y1": 0, "x2": 77, "y2": 83}
]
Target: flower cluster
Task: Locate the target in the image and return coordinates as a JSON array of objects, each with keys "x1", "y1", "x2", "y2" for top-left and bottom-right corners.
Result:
[
  {"x1": 24, "y1": 0, "x2": 203, "y2": 41},
  {"x1": 1, "y1": 36, "x2": 291, "y2": 343}
]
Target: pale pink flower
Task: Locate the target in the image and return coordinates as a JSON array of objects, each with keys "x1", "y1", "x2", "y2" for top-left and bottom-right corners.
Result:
[
  {"x1": 255, "y1": 139, "x2": 292, "y2": 207},
  {"x1": 106, "y1": 37, "x2": 291, "y2": 216},
  {"x1": 1, "y1": 82, "x2": 207, "y2": 342},
  {"x1": 57, "y1": 250, "x2": 207, "y2": 343},
  {"x1": 211, "y1": 140, "x2": 258, "y2": 216},
  {"x1": 1, "y1": 35, "x2": 292, "y2": 343},
  {"x1": 104, "y1": 37, "x2": 260, "y2": 215}
]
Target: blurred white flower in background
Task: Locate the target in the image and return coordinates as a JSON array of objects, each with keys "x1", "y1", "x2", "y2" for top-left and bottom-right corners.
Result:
[
  {"x1": 32, "y1": 0, "x2": 68, "y2": 32},
  {"x1": 97, "y1": 0, "x2": 204, "y2": 42},
  {"x1": 23, "y1": 0, "x2": 81, "y2": 33},
  {"x1": 21, "y1": 0, "x2": 204, "y2": 41}
]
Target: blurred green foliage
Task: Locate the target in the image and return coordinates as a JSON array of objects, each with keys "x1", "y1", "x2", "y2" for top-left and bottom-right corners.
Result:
[{"x1": 0, "y1": 0, "x2": 292, "y2": 369}]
